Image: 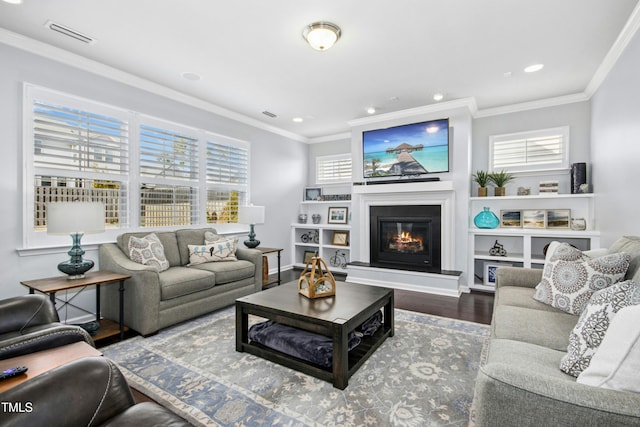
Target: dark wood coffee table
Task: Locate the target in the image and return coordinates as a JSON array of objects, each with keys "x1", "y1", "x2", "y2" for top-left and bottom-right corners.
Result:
[{"x1": 236, "y1": 280, "x2": 394, "y2": 389}]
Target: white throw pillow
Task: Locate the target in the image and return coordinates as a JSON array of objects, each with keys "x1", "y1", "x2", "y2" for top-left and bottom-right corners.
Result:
[
  {"x1": 128, "y1": 233, "x2": 170, "y2": 272},
  {"x1": 204, "y1": 231, "x2": 223, "y2": 245},
  {"x1": 534, "y1": 242, "x2": 630, "y2": 315},
  {"x1": 559, "y1": 280, "x2": 640, "y2": 377},
  {"x1": 577, "y1": 304, "x2": 640, "y2": 392},
  {"x1": 188, "y1": 237, "x2": 238, "y2": 265}
]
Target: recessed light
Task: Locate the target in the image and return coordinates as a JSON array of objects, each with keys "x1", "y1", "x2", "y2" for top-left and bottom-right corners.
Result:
[
  {"x1": 366, "y1": 107, "x2": 376, "y2": 114},
  {"x1": 292, "y1": 117, "x2": 304, "y2": 123},
  {"x1": 181, "y1": 72, "x2": 201, "y2": 81},
  {"x1": 524, "y1": 64, "x2": 544, "y2": 73},
  {"x1": 2, "y1": 0, "x2": 23, "y2": 4},
  {"x1": 433, "y1": 93, "x2": 444, "y2": 102},
  {"x1": 503, "y1": 71, "x2": 512, "y2": 78}
]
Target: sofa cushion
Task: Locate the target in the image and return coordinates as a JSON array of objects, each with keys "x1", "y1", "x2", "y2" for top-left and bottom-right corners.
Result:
[
  {"x1": 159, "y1": 267, "x2": 215, "y2": 300},
  {"x1": 118, "y1": 231, "x2": 181, "y2": 267},
  {"x1": 187, "y1": 238, "x2": 238, "y2": 265},
  {"x1": 127, "y1": 233, "x2": 170, "y2": 272},
  {"x1": 534, "y1": 242, "x2": 630, "y2": 315},
  {"x1": 577, "y1": 305, "x2": 640, "y2": 392},
  {"x1": 560, "y1": 280, "x2": 640, "y2": 377},
  {"x1": 492, "y1": 305, "x2": 577, "y2": 351},
  {"x1": 175, "y1": 228, "x2": 219, "y2": 266},
  {"x1": 496, "y1": 285, "x2": 561, "y2": 312},
  {"x1": 608, "y1": 236, "x2": 640, "y2": 283},
  {"x1": 190, "y1": 260, "x2": 255, "y2": 285}
]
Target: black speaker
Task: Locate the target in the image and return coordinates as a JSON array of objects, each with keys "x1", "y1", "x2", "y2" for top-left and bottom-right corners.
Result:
[{"x1": 571, "y1": 162, "x2": 587, "y2": 194}]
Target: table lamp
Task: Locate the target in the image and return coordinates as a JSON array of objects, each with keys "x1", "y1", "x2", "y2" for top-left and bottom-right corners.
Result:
[
  {"x1": 47, "y1": 201, "x2": 105, "y2": 279},
  {"x1": 238, "y1": 205, "x2": 265, "y2": 248}
]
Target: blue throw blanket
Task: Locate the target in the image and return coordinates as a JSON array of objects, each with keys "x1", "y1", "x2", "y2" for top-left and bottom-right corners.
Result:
[{"x1": 248, "y1": 310, "x2": 383, "y2": 368}]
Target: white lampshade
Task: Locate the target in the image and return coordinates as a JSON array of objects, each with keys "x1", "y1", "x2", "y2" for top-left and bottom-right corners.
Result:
[
  {"x1": 303, "y1": 22, "x2": 341, "y2": 51},
  {"x1": 238, "y1": 205, "x2": 265, "y2": 225},
  {"x1": 47, "y1": 202, "x2": 106, "y2": 235}
]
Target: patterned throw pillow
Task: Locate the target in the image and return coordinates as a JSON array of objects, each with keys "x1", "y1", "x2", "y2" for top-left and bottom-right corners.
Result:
[
  {"x1": 128, "y1": 233, "x2": 170, "y2": 272},
  {"x1": 560, "y1": 280, "x2": 640, "y2": 377},
  {"x1": 188, "y1": 237, "x2": 238, "y2": 265},
  {"x1": 204, "y1": 231, "x2": 223, "y2": 245},
  {"x1": 533, "y1": 242, "x2": 630, "y2": 315}
]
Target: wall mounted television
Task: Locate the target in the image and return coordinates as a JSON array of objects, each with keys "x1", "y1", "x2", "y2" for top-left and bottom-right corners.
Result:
[{"x1": 362, "y1": 118, "x2": 449, "y2": 179}]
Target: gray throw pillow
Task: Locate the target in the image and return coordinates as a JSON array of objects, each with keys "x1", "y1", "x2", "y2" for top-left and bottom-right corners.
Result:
[
  {"x1": 560, "y1": 280, "x2": 640, "y2": 377},
  {"x1": 533, "y1": 242, "x2": 630, "y2": 315},
  {"x1": 128, "y1": 233, "x2": 170, "y2": 272}
]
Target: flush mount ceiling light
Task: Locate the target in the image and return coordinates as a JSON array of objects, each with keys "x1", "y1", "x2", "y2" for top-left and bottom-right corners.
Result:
[
  {"x1": 303, "y1": 22, "x2": 341, "y2": 51},
  {"x1": 524, "y1": 63, "x2": 544, "y2": 73}
]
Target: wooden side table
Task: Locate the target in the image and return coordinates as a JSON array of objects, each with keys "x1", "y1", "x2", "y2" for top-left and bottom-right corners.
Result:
[
  {"x1": 255, "y1": 247, "x2": 283, "y2": 287},
  {"x1": 20, "y1": 270, "x2": 131, "y2": 342}
]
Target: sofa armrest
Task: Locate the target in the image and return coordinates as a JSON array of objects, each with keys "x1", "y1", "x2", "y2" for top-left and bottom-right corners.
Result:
[
  {"x1": 236, "y1": 247, "x2": 263, "y2": 292},
  {"x1": 99, "y1": 243, "x2": 163, "y2": 336},
  {"x1": 495, "y1": 267, "x2": 542, "y2": 290},
  {"x1": 0, "y1": 295, "x2": 60, "y2": 335},
  {"x1": 473, "y1": 363, "x2": 640, "y2": 426}
]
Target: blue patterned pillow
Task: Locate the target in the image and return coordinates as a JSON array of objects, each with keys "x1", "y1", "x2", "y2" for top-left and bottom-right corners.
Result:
[
  {"x1": 533, "y1": 243, "x2": 630, "y2": 315},
  {"x1": 560, "y1": 280, "x2": 640, "y2": 377}
]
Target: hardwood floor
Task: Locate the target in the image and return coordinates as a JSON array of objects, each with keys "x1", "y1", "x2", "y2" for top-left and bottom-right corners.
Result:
[{"x1": 279, "y1": 269, "x2": 494, "y2": 325}]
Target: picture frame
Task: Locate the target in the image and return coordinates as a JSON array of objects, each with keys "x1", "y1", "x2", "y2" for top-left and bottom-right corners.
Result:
[
  {"x1": 484, "y1": 261, "x2": 512, "y2": 287},
  {"x1": 304, "y1": 187, "x2": 322, "y2": 201},
  {"x1": 500, "y1": 210, "x2": 522, "y2": 228},
  {"x1": 303, "y1": 250, "x2": 317, "y2": 264},
  {"x1": 546, "y1": 209, "x2": 571, "y2": 229},
  {"x1": 522, "y1": 209, "x2": 546, "y2": 229},
  {"x1": 332, "y1": 230, "x2": 349, "y2": 246},
  {"x1": 328, "y1": 206, "x2": 349, "y2": 224}
]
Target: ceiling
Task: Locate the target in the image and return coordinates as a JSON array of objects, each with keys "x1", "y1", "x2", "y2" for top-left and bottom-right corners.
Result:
[{"x1": 1, "y1": 0, "x2": 638, "y2": 141}]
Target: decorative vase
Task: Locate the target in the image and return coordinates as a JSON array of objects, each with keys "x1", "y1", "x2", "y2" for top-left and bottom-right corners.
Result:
[
  {"x1": 312, "y1": 214, "x2": 321, "y2": 224},
  {"x1": 571, "y1": 218, "x2": 587, "y2": 231},
  {"x1": 494, "y1": 187, "x2": 506, "y2": 196},
  {"x1": 298, "y1": 213, "x2": 307, "y2": 224},
  {"x1": 477, "y1": 187, "x2": 487, "y2": 197},
  {"x1": 474, "y1": 207, "x2": 500, "y2": 229}
]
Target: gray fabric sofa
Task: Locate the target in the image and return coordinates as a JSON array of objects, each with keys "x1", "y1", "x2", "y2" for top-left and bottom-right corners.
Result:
[
  {"x1": 99, "y1": 228, "x2": 262, "y2": 336},
  {"x1": 472, "y1": 236, "x2": 640, "y2": 426}
]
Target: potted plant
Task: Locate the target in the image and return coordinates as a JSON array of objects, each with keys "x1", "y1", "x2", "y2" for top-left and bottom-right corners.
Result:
[
  {"x1": 472, "y1": 170, "x2": 490, "y2": 197},
  {"x1": 488, "y1": 170, "x2": 515, "y2": 196}
]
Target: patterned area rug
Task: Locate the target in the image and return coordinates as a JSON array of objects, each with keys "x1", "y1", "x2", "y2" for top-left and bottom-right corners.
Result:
[{"x1": 103, "y1": 307, "x2": 488, "y2": 426}]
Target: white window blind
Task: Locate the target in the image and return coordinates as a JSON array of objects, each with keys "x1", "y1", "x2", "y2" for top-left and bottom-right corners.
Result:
[
  {"x1": 316, "y1": 154, "x2": 352, "y2": 183},
  {"x1": 205, "y1": 135, "x2": 249, "y2": 224},
  {"x1": 489, "y1": 126, "x2": 569, "y2": 172}
]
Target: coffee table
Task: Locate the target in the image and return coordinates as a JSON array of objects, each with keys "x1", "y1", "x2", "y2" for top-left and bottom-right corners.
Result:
[{"x1": 236, "y1": 280, "x2": 394, "y2": 389}]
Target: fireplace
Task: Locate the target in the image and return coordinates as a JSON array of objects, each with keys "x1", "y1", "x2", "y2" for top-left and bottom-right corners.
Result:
[{"x1": 370, "y1": 205, "x2": 441, "y2": 270}]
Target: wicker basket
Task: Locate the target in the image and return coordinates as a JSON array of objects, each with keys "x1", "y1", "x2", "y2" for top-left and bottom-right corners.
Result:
[{"x1": 298, "y1": 256, "x2": 336, "y2": 298}]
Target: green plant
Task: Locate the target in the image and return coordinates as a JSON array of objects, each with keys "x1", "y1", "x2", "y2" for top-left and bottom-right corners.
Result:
[
  {"x1": 472, "y1": 170, "x2": 490, "y2": 187},
  {"x1": 488, "y1": 170, "x2": 515, "y2": 187}
]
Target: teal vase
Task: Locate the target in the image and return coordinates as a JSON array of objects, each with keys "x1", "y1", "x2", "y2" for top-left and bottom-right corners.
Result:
[{"x1": 474, "y1": 207, "x2": 499, "y2": 229}]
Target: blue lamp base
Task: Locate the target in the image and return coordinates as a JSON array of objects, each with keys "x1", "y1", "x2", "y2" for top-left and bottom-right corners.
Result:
[
  {"x1": 58, "y1": 232, "x2": 95, "y2": 279},
  {"x1": 243, "y1": 224, "x2": 261, "y2": 248}
]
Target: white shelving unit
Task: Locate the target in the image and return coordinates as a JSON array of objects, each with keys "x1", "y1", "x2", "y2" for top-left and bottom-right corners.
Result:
[
  {"x1": 468, "y1": 194, "x2": 600, "y2": 292},
  {"x1": 292, "y1": 200, "x2": 352, "y2": 274}
]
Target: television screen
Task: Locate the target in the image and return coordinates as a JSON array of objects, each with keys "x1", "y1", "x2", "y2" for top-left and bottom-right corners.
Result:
[{"x1": 362, "y1": 118, "x2": 449, "y2": 178}]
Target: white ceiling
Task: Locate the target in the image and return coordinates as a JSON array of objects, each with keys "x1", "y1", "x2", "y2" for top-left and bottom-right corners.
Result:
[{"x1": 1, "y1": 0, "x2": 638, "y2": 140}]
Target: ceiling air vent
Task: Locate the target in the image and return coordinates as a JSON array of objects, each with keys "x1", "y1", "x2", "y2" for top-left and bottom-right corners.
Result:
[
  {"x1": 262, "y1": 111, "x2": 277, "y2": 118},
  {"x1": 44, "y1": 20, "x2": 97, "y2": 44}
]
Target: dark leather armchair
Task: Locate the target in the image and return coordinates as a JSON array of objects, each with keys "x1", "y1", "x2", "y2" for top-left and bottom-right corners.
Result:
[
  {"x1": 2, "y1": 356, "x2": 190, "y2": 426},
  {"x1": 0, "y1": 294, "x2": 94, "y2": 360}
]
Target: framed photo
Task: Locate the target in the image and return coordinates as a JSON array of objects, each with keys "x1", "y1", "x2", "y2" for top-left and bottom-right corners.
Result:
[
  {"x1": 328, "y1": 206, "x2": 349, "y2": 224},
  {"x1": 500, "y1": 210, "x2": 522, "y2": 228},
  {"x1": 303, "y1": 250, "x2": 317, "y2": 264},
  {"x1": 484, "y1": 262, "x2": 512, "y2": 287},
  {"x1": 522, "y1": 209, "x2": 546, "y2": 228},
  {"x1": 332, "y1": 231, "x2": 349, "y2": 246},
  {"x1": 546, "y1": 209, "x2": 571, "y2": 229},
  {"x1": 304, "y1": 187, "x2": 322, "y2": 201}
]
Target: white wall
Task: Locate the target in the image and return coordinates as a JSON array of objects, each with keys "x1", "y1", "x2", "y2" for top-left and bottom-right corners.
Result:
[
  {"x1": 591, "y1": 28, "x2": 640, "y2": 246},
  {"x1": 0, "y1": 43, "x2": 307, "y2": 312}
]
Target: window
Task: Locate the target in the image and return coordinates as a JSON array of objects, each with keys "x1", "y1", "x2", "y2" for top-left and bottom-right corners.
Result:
[
  {"x1": 316, "y1": 154, "x2": 352, "y2": 183},
  {"x1": 23, "y1": 84, "x2": 251, "y2": 247},
  {"x1": 489, "y1": 126, "x2": 569, "y2": 173}
]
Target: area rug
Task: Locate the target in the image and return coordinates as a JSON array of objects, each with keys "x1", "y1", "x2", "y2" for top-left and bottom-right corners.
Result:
[{"x1": 103, "y1": 307, "x2": 489, "y2": 426}]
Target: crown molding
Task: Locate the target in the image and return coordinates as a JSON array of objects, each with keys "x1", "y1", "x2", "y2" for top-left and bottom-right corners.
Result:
[
  {"x1": 0, "y1": 28, "x2": 309, "y2": 144},
  {"x1": 474, "y1": 92, "x2": 591, "y2": 118},
  {"x1": 585, "y1": 2, "x2": 640, "y2": 98},
  {"x1": 347, "y1": 97, "x2": 478, "y2": 128},
  {"x1": 307, "y1": 132, "x2": 351, "y2": 144}
]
